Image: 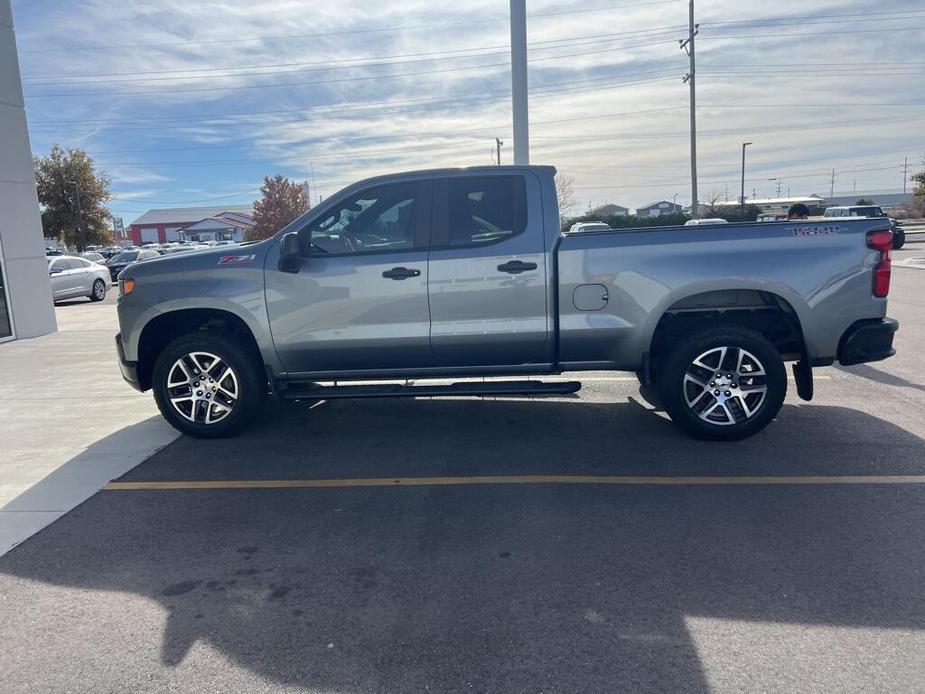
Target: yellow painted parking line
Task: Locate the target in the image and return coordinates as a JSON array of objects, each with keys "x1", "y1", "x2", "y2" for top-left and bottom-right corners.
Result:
[{"x1": 104, "y1": 474, "x2": 925, "y2": 491}]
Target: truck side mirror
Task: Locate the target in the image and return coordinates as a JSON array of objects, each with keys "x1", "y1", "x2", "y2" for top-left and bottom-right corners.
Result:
[{"x1": 278, "y1": 232, "x2": 301, "y2": 274}]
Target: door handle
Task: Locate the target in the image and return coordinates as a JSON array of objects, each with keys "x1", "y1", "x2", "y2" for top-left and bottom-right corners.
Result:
[
  {"x1": 382, "y1": 267, "x2": 421, "y2": 280},
  {"x1": 497, "y1": 260, "x2": 538, "y2": 274}
]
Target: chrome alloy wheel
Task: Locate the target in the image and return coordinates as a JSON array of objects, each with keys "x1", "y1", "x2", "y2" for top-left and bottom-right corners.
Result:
[
  {"x1": 682, "y1": 346, "x2": 768, "y2": 426},
  {"x1": 93, "y1": 280, "x2": 106, "y2": 300},
  {"x1": 166, "y1": 351, "x2": 239, "y2": 424}
]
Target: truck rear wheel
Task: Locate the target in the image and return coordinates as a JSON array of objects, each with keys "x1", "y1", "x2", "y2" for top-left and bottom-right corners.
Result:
[
  {"x1": 152, "y1": 332, "x2": 265, "y2": 438},
  {"x1": 657, "y1": 325, "x2": 787, "y2": 441}
]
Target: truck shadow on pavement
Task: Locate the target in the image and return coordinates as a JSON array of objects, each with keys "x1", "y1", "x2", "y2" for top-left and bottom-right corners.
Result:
[{"x1": 2, "y1": 398, "x2": 925, "y2": 692}]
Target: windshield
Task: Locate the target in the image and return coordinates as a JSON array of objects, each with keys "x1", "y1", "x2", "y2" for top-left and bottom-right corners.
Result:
[
  {"x1": 852, "y1": 207, "x2": 885, "y2": 217},
  {"x1": 110, "y1": 251, "x2": 139, "y2": 263}
]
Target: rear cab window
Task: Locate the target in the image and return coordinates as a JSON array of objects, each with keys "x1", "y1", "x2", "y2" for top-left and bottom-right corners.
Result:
[{"x1": 433, "y1": 175, "x2": 527, "y2": 248}]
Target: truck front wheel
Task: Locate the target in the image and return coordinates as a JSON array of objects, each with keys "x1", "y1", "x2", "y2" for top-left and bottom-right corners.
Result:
[
  {"x1": 152, "y1": 332, "x2": 266, "y2": 438},
  {"x1": 657, "y1": 325, "x2": 787, "y2": 441}
]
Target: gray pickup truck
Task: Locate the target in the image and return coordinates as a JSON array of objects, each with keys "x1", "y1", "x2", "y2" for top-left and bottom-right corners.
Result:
[{"x1": 115, "y1": 165, "x2": 897, "y2": 441}]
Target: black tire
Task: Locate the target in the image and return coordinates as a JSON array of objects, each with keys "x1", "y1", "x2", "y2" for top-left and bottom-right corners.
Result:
[
  {"x1": 152, "y1": 332, "x2": 266, "y2": 438},
  {"x1": 657, "y1": 324, "x2": 787, "y2": 441},
  {"x1": 893, "y1": 227, "x2": 905, "y2": 250},
  {"x1": 89, "y1": 278, "x2": 107, "y2": 302}
]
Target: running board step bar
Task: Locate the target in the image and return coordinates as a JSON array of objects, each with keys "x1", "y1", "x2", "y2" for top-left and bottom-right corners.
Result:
[{"x1": 279, "y1": 380, "x2": 582, "y2": 400}]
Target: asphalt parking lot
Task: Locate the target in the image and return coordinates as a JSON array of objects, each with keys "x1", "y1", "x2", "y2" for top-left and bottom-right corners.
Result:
[{"x1": 1, "y1": 250, "x2": 924, "y2": 693}]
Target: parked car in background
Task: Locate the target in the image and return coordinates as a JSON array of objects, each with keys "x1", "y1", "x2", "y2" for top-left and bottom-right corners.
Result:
[
  {"x1": 568, "y1": 221, "x2": 612, "y2": 233},
  {"x1": 757, "y1": 213, "x2": 788, "y2": 223},
  {"x1": 79, "y1": 251, "x2": 106, "y2": 264},
  {"x1": 106, "y1": 248, "x2": 161, "y2": 282},
  {"x1": 162, "y1": 244, "x2": 213, "y2": 255},
  {"x1": 823, "y1": 205, "x2": 905, "y2": 249},
  {"x1": 684, "y1": 218, "x2": 728, "y2": 226},
  {"x1": 48, "y1": 256, "x2": 109, "y2": 303}
]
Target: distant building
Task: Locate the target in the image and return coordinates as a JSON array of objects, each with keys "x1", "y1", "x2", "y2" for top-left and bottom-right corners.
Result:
[
  {"x1": 713, "y1": 196, "x2": 825, "y2": 215},
  {"x1": 129, "y1": 204, "x2": 254, "y2": 245},
  {"x1": 825, "y1": 192, "x2": 913, "y2": 214},
  {"x1": 591, "y1": 203, "x2": 630, "y2": 217},
  {"x1": 635, "y1": 200, "x2": 683, "y2": 217},
  {"x1": 177, "y1": 212, "x2": 255, "y2": 243}
]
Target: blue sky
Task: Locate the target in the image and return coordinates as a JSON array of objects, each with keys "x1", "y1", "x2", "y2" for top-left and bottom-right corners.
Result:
[{"x1": 12, "y1": 0, "x2": 925, "y2": 224}]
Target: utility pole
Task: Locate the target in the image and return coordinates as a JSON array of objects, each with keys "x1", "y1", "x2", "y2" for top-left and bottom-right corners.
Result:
[
  {"x1": 829, "y1": 168, "x2": 836, "y2": 201},
  {"x1": 510, "y1": 0, "x2": 529, "y2": 165},
  {"x1": 680, "y1": 0, "x2": 699, "y2": 218},
  {"x1": 768, "y1": 177, "x2": 782, "y2": 197},
  {"x1": 902, "y1": 156, "x2": 909, "y2": 194},
  {"x1": 740, "y1": 141, "x2": 752, "y2": 220},
  {"x1": 495, "y1": 137, "x2": 504, "y2": 166}
]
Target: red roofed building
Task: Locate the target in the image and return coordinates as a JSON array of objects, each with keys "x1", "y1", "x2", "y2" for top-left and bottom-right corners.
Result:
[{"x1": 128, "y1": 204, "x2": 254, "y2": 245}]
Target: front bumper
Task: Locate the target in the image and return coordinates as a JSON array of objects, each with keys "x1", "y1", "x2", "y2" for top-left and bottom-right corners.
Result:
[
  {"x1": 115, "y1": 333, "x2": 142, "y2": 391},
  {"x1": 837, "y1": 318, "x2": 898, "y2": 366}
]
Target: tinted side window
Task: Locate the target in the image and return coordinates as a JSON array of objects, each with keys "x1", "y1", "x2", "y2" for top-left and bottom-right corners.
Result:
[
  {"x1": 304, "y1": 182, "x2": 420, "y2": 255},
  {"x1": 50, "y1": 259, "x2": 68, "y2": 272},
  {"x1": 445, "y1": 175, "x2": 527, "y2": 247},
  {"x1": 70, "y1": 258, "x2": 90, "y2": 268}
]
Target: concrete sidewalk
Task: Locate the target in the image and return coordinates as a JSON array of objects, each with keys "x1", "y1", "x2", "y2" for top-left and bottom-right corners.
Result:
[{"x1": 0, "y1": 296, "x2": 177, "y2": 555}]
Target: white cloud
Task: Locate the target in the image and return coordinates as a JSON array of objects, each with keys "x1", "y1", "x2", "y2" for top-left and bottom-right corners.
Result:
[{"x1": 14, "y1": 0, "x2": 925, "y2": 212}]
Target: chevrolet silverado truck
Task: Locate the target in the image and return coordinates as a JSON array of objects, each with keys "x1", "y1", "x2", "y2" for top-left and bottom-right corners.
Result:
[{"x1": 115, "y1": 165, "x2": 898, "y2": 441}]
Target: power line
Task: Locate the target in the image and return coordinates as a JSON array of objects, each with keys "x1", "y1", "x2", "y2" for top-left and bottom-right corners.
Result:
[
  {"x1": 699, "y1": 25, "x2": 925, "y2": 41},
  {"x1": 23, "y1": 26, "x2": 686, "y2": 83},
  {"x1": 19, "y1": 0, "x2": 683, "y2": 54},
  {"x1": 94, "y1": 114, "x2": 925, "y2": 170},
  {"x1": 23, "y1": 39, "x2": 683, "y2": 98},
  {"x1": 85, "y1": 104, "x2": 685, "y2": 157},
  {"x1": 702, "y1": 8, "x2": 925, "y2": 28},
  {"x1": 532, "y1": 114, "x2": 925, "y2": 142},
  {"x1": 27, "y1": 72, "x2": 682, "y2": 138}
]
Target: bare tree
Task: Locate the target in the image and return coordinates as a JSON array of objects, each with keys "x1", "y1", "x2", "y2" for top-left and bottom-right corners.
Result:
[
  {"x1": 704, "y1": 189, "x2": 723, "y2": 216},
  {"x1": 556, "y1": 174, "x2": 576, "y2": 221}
]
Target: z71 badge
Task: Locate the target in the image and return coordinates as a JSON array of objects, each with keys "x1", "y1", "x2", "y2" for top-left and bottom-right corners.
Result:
[{"x1": 217, "y1": 254, "x2": 256, "y2": 265}]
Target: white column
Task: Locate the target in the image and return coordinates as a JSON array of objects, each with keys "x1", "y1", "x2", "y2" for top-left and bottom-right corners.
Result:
[
  {"x1": 510, "y1": 0, "x2": 529, "y2": 165},
  {"x1": 0, "y1": 0, "x2": 56, "y2": 340}
]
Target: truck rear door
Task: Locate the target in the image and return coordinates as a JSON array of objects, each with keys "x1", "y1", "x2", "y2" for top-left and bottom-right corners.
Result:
[{"x1": 427, "y1": 172, "x2": 551, "y2": 367}]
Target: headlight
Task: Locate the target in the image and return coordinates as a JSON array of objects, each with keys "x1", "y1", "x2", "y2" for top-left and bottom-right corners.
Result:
[{"x1": 119, "y1": 278, "x2": 135, "y2": 297}]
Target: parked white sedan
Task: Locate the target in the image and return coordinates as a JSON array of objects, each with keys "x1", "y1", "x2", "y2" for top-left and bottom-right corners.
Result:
[{"x1": 48, "y1": 255, "x2": 109, "y2": 303}]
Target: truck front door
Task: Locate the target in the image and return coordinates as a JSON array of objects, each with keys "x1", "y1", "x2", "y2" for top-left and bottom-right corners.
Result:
[
  {"x1": 265, "y1": 179, "x2": 433, "y2": 374},
  {"x1": 427, "y1": 172, "x2": 551, "y2": 367}
]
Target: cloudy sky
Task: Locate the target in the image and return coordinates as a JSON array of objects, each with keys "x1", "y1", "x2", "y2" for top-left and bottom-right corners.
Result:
[{"x1": 12, "y1": 0, "x2": 925, "y2": 223}]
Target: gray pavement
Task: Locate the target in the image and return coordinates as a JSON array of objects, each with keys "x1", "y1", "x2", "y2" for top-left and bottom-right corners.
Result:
[
  {"x1": 0, "y1": 291, "x2": 177, "y2": 554},
  {"x1": 1, "y1": 269, "x2": 924, "y2": 692}
]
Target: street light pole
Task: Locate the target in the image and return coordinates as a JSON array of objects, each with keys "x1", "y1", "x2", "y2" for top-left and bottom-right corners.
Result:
[
  {"x1": 740, "y1": 142, "x2": 752, "y2": 221},
  {"x1": 510, "y1": 0, "x2": 529, "y2": 165}
]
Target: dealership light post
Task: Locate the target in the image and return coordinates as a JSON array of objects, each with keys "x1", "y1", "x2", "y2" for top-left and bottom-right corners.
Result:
[
  {"x1": 740, "y1": 142, "x2": 752, "y2": 220},
  {"x1": 510, "y1": 0, "x2": 529, "y2": 165}
]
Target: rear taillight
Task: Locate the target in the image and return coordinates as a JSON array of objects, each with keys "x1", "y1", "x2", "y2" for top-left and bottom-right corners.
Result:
[{"x1": 866, "y1": 229, "x2": 892, "y2": 298}]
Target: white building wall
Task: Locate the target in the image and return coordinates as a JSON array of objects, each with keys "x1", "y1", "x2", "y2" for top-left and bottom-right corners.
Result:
[{"x1": 0, "y1": 1, "x2": 56, "y2": 340}]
